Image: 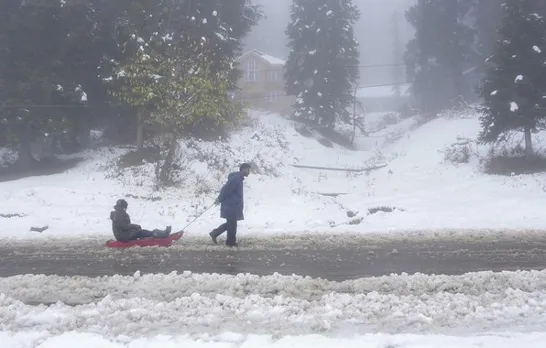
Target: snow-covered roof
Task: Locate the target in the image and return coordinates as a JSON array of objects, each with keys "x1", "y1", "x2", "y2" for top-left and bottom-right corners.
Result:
[
  {"x1": 356, "y1": 84, "x2": 411, "y2": 99},
  {"x1": 237, "y1": 49, "x2": 286, "y2": 66}
]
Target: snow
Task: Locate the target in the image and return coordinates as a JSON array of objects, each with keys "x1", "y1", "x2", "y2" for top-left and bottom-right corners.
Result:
[
  {"x1": 259, "y1": 53, "x2": 286, "y2": 65},
  {"x1": 3, "y1": 331, "x2": 546, "y2": 348},
  {"x1": 510, "y1": 101, "x2": 519, "y2": 111},
  {"x1": 238, "y1": 50, "x2": 286, "y2": 66},
  {"x1": 4, "y1": 109, "x2": 546, "y2": 241},
  {"x1": 3, "y1": 269, "x2": 546, "y2": 337},
  {"x1": 0, "y1": 148, "x2": 17, "y2": 168}
]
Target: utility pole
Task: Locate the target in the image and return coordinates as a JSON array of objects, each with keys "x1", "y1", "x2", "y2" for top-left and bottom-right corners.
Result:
[{"x1": 392, "y1": 10, "x2": 402, "y2": 109}]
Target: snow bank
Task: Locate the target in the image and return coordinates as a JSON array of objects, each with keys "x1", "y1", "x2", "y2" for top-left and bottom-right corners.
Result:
[
  {"x1": 3, "y1": 331, "x2": 546, "y2": 348},
  {"x1": 3, "y1": 109, "x2": 546, "y2": 240},
  {"x1": 2, "y1": 270, "x2": 546, "y2": 336}
]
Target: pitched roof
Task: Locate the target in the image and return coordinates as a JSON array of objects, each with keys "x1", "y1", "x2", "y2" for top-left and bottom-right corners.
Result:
[{"x1": 237, "y1": 49, "x2": 286, "y2": 66}]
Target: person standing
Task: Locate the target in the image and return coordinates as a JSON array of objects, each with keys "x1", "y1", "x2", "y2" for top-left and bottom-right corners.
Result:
[{"x1": 209, "y1": 163, "x2": 251, "y2": 247}]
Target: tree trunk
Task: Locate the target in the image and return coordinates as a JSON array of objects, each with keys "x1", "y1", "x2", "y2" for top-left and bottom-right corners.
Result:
[
  {"x1": 351, "y1": 86, "x2": 358, "y2": 144},
  {"x1": 524, "y1": 125, "x2": 534, "y2": 160},
  {"x1": 13, "y1": 129, "x2": 37, "y2": 171},
  {"x1": 452, "y1": 67, "x2": 464, "y2": 102},
  {"x1": 158, "y1": 133, "x2": 178, "y2": 185},
  {"x1": 136, "y1": 110, "x2": 144, "y2": 151}
]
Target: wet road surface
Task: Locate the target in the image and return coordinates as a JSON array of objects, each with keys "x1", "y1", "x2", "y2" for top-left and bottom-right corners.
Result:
[{"x1": 1, "y1": 236, "x2": 545, "y2": 280}]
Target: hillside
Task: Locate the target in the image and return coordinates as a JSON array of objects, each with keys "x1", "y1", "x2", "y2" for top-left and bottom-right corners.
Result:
[{"x1": 1, "y1": 109, "x2": 546, "y2": 241}]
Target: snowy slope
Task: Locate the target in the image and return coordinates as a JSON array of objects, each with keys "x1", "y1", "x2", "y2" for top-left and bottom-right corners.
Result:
[{"x1": 1, "y1": 109, "x2": 546, "y2": 240}]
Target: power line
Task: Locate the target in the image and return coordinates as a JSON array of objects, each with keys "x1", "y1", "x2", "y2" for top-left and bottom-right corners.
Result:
[
  {"x1": 0, "y1": 82, "x2": 409, "y2": 109},
  {"x1": 244, "y1": 63, "x2": 406, "y2": 74},
  {"x1": 235, "y1": 82, "x2": 408, "y2": 101}
]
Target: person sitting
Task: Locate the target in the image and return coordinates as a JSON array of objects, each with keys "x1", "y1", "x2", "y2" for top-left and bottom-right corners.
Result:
[{"x1": 110, "y1": 199, "x2": 171, "y2": 242}]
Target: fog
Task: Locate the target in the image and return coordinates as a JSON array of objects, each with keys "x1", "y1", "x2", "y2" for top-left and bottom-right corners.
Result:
[{"x1": 244, "y1": 0, "x2": 417, "y2": 86}]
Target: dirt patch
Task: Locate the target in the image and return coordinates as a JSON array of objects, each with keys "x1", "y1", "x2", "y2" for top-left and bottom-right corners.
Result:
[
  {"x1": 368, "y1": 206, "x2": 404, "y2": 214},
  {"x1": 483, "y1": 155, "x2": 546, "y2": 176},
  {"x1": 0, "y1": 213, "x2": 26, "y2": 218},
  {"x1": 295, "y1": 127, "x2": 313, "y2": 138},
  {"x1": 316, "y1": 127, "x2": 356, "y2": 150},
  {"x1": 125, "y1": 193, "x2": 162, "y2": 202},
  {"x1": 118, "y1": 147, "x2": 161, "y2": 168},
  {"x1": 0, "y1": 157, "x2": 82, "y2": 183}
]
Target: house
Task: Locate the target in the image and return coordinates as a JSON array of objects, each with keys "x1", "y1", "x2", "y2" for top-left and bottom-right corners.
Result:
[{"x1": 235, "y1": 49, "x2": 295, "y2": 114}]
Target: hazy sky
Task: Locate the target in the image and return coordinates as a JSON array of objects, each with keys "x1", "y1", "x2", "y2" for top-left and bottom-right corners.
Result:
[{"x1": 244, "y1": 0, "x2": 417, "y2": 85}]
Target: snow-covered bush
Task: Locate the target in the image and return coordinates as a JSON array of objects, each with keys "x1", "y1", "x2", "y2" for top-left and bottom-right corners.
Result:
[
  {"x1": 375, "y1": 112, "x2": 401, "y2": 130},
  {"x1": 0, "y1": 148, "x2": 18, "y2": 168},
  {"x1": 442, "y1": 137, "x2": 476, "y2": 165},
  {"x1": 103, "y1": 116, "x2": 291, "y2": 195}
]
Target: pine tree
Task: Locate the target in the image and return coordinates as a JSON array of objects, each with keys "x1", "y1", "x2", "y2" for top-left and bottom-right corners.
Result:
[
  {"x1": 285, "y1": 0, "x2": 360, "y2": 129},
  {"x1": 191, "y1": 0, "x2": 261, "y2": 89},
  {"x1": 0, "y1": 0, "x2": 89, "y2": 169},
  {"x1": 479, "y1": 0, "x2": 546, "y2": 159},
  {"x1": 470, "y1": 0, "x2": 503, "y2": 75},
  {"x1": 404, "y1": 0, "x2": 474, "y2": 112}
]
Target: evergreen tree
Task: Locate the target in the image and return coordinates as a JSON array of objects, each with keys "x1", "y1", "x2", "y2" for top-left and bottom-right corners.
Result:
[
  {"x1": 0, "y1": 0, "x2": 89, "y2": 169},
  {"x1": 469, "y1": 0, "x2": 503, "y2": 75},
  {"x1": 191, "y1": 0, "x2": 261, "y2": 89},
  {"x1": 479, "y1": 0, "x2": 546, "y2": 159},
  {"x1": 404, "y1": 0, "x2": 474, "y2": 112},
  {"x1": 285, "y1": 0, "x2": 360, "y2": 129}
]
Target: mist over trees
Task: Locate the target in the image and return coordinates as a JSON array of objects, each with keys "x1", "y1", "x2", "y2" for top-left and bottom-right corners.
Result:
[
  {"x1": 0, "y1": 0, "x2": 259, "y2": 183},
  {"x1": 403, "y1": 0, "x2": 546, "y2": 158},
  {"x1": 3, "y1": 0, "x2": 546, "y2": 179},
  {"x1": 285, "y1": 0, "x2": 360, "y2": 128},
  {"x1": 404, "y1": 0, "x2": 475, "y2": 113}
]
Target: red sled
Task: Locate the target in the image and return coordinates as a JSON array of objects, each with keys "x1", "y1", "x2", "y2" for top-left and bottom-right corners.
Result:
[{"x1": 105, "y1": 231, "x2": 183, "y2": 248}]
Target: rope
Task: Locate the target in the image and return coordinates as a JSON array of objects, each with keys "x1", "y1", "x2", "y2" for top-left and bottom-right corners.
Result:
[{"x1": 180, "y1": 202, "x2": 216, "y2": 233}]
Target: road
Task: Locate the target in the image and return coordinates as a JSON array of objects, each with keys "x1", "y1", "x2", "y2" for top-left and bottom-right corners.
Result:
[{"x1": 1, "y1": 235, "x2": 545, "y2": 280}]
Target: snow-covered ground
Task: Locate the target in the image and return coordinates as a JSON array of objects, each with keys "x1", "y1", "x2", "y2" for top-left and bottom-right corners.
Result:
[
  {"x1": 2, "y1": 269, "x2": 546, "y2": 346},
  {"x1": 4, "y1": 331, "x2": 546, "y2": 348},
  {"x1": 1, "y1": 109, "x2": 546, "y2": 241}
]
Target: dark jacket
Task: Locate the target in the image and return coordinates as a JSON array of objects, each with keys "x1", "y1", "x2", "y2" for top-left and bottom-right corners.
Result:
[
  {"x1": 110, "y1": 206, "x2": 141, "y2": 242},
  {"x1": 217, "y1": 171, "x2": 245, "y2": 221}
]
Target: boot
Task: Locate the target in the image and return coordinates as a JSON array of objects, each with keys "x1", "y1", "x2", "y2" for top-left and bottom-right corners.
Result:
[
  {"x1": 209, "y1": 230, "x2": 218, "y2": 244},
  {"x1": 152, "y1": 226, "x2": 171, "y2": 238}
]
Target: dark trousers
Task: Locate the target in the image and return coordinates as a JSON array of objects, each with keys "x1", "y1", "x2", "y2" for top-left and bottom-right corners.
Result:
[
  {"x1": 132, "y1": 229, "x2": 163, "y2": 240},
  {"x1": 212, "y1": 220, "x2": 237, "y2": 246}
]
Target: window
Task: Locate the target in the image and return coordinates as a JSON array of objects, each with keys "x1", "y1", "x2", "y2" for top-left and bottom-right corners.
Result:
[
  {"x1": 267, "y1": 71, "x2": 280, "y2": 81},
  {"x1": 246, "y1": 59, "x2": 257, "y2": 82},
  {"x1": 267, "y1": 91, "x2": 281, "y2": 103}
]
